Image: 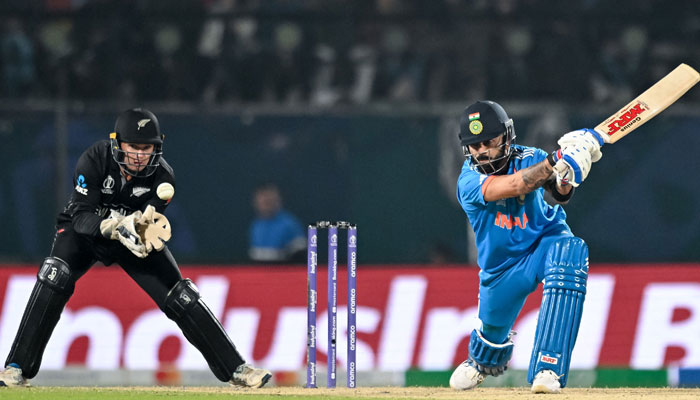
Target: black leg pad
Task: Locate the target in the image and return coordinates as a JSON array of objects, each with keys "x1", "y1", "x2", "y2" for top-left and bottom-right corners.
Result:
[
  {"x1": 5, "y1": 257, "x2": 75, "y2": 378},
  {"x1": 163, "y1": 279, "x2": 245, "y2": 381}
]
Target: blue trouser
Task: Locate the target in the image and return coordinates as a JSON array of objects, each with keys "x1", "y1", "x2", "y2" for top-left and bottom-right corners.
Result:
[{"x1": 477, "y1": 233, "x2": 573, "y2": 342}]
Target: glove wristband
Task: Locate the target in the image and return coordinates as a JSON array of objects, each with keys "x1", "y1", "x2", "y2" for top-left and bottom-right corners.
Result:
[
  {"x1": 547, "y1": 149, "x2": 561, "y2": 168},
  {"x1": 583, "y1": 128, "x2": 605, "y2": 147}
]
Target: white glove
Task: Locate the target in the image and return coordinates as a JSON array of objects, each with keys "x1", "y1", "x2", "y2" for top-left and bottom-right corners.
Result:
[
  {"x1": 552, "y1": 146, "x2": 592, "y2": 187},
  {"x1": 99, "y1": 210, "x2": 125, "y2": 238},
  {"x1": 557, "y1": 128, "x2": 604, "y2": 163},
  {"x1": 136, "y1": 205, "x2": 172, "y2": 253},
  {"x1": 101, "y1": 211, "x2": 148, "y2": 258}
]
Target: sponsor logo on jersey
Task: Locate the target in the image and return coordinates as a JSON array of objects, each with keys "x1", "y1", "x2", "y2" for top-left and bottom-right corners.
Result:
[
  {"x1": 75, "y1": 174, "x2": 88, "y2": 195},
  {"x1": 101, "y1": 175, "x2": 115, "y2": 195},
  {"x1": 132, "y1": 186, "x2": 151, "y2": 197},
  {"x1": 98, "y1": 207, "x2": 131, "y2": 218},
  {"x1": 494, "y1": 211, "x2": 529, "y2": 230}
]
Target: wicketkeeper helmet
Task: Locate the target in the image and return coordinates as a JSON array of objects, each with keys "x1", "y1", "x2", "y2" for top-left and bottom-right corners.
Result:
[{"x1": 110, "y1": 108, "x2": 164, "y2": 177}]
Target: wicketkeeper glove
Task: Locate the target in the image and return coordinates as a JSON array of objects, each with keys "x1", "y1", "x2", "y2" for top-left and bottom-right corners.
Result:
[
  {"x1": 136, "y1": 205, "x2": 172, "y2": 253},
  {"x1": 100, "y1": 210, "x2": 149, "y2": 258}
]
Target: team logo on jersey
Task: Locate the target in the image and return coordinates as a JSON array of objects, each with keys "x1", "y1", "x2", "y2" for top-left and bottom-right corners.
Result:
[
  {"x1": 469, "y1": 120, "x2": 483, "y2": 135},
  {"x1": 75, "y1": 174, "x2": 88, "y2": 195},
  {"x1": 101, "y1": 175, "x2": 115, "y2": 194},
  {"x1": 137, "y1": 119, "x2": 151, "y2": 129},
  {"x1": 132, "y1": 186, "x2": 151, "y2": 197}
]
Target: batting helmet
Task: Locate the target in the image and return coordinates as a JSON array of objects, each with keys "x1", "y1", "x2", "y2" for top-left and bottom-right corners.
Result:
[
  {"x1": 458, "y1": 100, "x2": 514, "y2": 147},
  {"x1": 458, "y1": 101, "x2": 516, "y2": 175},
  {"x1": 110, "y1": 108, "x2": 164, "y2": 177}
]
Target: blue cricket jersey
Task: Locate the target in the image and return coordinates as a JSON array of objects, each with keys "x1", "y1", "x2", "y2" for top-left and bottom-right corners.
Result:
[{"x1": 457, "y1": 145, "x2": 571, "y2": 280}]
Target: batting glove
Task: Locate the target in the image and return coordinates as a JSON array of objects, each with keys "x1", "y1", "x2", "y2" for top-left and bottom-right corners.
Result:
[
  {"x1": 557, "y1": 128, "x2": 604, "y2": 163},
  {"x1": 551, "y1": 146, "x2": 592, "y2": 187}
]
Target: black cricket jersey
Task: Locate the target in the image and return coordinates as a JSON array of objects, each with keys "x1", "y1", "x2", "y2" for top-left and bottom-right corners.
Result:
[{"x1": 57, "y1": 140, "x2": 175, "y2": 237}]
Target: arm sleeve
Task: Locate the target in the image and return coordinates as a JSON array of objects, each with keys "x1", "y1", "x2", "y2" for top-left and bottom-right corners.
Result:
[{"x1": 68, "y1": 151, "x2": 107, "y2": 237}]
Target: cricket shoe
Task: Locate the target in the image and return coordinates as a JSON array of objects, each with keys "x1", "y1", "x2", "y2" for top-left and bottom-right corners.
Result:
[
  {"x1": 229, "y1": 364, "x2": 272, "y2": 388},
  {"x1": 531, "y1": 369, "x2": 561, "y2": 394},
  {"x1": 449, "y1": 359, "x2": 485, "y2": 390},
  {"x1": 0, "y1": 365, "x2": 30, "y2": 388}
]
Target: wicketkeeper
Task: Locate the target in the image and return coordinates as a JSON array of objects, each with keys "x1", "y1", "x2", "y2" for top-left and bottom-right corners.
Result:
[
  {"x1": 450, "y1": 100, "x2": 602, "y2": 393},
  {"x1": 0, "y1": 108, "x2": 271, "y2": 388}
]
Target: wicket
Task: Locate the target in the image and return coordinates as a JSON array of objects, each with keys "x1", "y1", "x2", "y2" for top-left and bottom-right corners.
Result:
[{"x1": 306, "y1": 221, "x2": 357, "y2": 389}]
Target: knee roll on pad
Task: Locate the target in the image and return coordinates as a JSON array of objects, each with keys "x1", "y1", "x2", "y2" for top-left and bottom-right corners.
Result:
[
  {"x1": 5, "y1": 257, "x2": 75, "y2": 378},
  {"x1": 163, "y1": 279, "x2": 245, "y2": 381},
  {"x1": 528, "y1": 237, "x2": 588, "y2": 388},
  {"x1": 37, "y1": 257, "x2": 75, "y2": 295},
  {"x1": 468, "y1": 329, "x2": 514, "y2": 377},
  {"x1": 164, "y1": 278, "x2": 202, "y2": 321}
]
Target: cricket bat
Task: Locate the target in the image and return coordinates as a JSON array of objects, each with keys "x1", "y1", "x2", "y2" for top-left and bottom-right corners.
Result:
[{"x1": 595, "y1": 63, "x2": 700, "y2": 144}]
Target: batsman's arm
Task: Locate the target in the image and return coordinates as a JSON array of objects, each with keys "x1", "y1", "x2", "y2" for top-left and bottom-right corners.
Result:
[
  {"x1": 482, "y1": 160, "x2": 556, "y2": 202},
  {"x1": 543, "y1": 177, "x2": 574, "y2": 204}
]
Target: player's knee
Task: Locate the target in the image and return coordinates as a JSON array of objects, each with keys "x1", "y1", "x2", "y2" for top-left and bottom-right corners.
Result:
[
  {"x1": 37, "y1": 257, "x2": 75, "y2": 295},
  {"x1": 545, "y1": 237, "x2": 588, "y2": 294},
  {"x1": 163, "y1": 279, "x2": 202, "y2": 320},
  {"x1": 468, "y1": 329, "x2": 514, "y2": 376}
]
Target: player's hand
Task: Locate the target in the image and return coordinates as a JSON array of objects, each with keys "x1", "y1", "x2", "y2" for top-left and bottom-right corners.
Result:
[
  {"x1": 112, "y1": 211, "x2": 149, "y2": 258},
  {"x1": 136, "y1": 205, "x2": 172, "y2": 253},
  {"x1": 557, "y1": 128, "x2": 604, "y2": 162},
  {"x1": 552, "y1": 146, "x2": 592, "y2": 187},
  {"x1": 99, "y1": 210, "x2": 124, "y2": 239}
]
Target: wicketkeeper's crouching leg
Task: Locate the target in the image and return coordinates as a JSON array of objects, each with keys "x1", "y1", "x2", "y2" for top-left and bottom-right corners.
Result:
[
  {"x1": 528, "y1": 237, "x2": 588, "y2": 394},
  {"x1": 163, "y1": 279, "x2": 271, "y2": 388},
  {"x1": 1, "y1": 257, "x2": 76, "y2": 387},
  {"x1": 449, "y1": 329, "x2": 514, "y2": 390}
]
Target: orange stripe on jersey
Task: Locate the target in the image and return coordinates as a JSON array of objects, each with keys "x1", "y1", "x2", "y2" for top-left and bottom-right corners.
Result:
[{"x1": 481, "y1": 175, "x2": 495, "y2": 197}]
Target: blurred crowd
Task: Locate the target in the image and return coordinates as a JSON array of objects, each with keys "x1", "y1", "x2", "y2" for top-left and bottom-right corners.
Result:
[{"x1": 2, "y1": 0, "x2": 700, "y2": 105}]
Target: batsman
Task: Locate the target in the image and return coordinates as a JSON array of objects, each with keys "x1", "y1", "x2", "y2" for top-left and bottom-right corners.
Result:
[
  {"x1": 0, "y1": 108, "x2": 271, "y2": 388},
  {"x1": 450, "y1": 100, "x2": 602, "y2": 393}
]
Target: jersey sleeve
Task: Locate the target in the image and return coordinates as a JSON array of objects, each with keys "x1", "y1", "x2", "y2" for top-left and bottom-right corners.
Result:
[
  {"x1": 532, "y1": 148, "x2": 548, "y2": 165},
  {"x1": 68, "y1": 148, "x2": 107, "y2": 237},
  {"x1": 457, "y1": 168, "x2": 490, "y2": 209}
]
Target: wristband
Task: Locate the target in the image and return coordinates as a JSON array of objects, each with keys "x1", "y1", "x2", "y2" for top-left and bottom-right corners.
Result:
[{"x1": 547, "y1": 150, "x2": 561, "y2": 168}]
